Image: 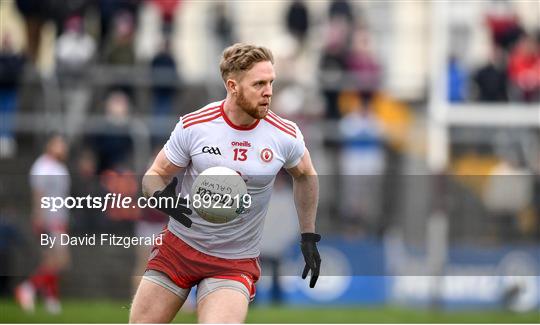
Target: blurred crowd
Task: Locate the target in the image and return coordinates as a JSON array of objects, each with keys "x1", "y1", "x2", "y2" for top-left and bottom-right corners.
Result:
[{"x1": 449, "y1": 1, "x2": 540, "y2": 103}]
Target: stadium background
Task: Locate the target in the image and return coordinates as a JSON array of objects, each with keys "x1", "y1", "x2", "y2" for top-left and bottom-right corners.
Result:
[{"x1": 0, "y1": 0, "x2": 539, "y2": 323}]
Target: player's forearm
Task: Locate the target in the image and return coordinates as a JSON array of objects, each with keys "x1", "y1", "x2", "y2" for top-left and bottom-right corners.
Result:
[
  {"x1": 292, "y1": 174, "x2": 319, "y2": 233},
  {"x1": 141, "y1": 170, "x2": 170, "y2": 198}
]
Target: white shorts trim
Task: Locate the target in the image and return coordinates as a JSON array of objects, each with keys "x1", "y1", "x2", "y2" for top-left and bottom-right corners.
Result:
[
  {"x1": 143, "y1": 270, "x2": 191, "y2": 301},
  {"x1": 196, "y1": 278, "x2": 251, "y2": 304}
]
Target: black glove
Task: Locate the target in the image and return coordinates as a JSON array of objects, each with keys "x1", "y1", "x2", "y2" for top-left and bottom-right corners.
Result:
[
  {"x1": 300, "y1": 232, "x2": 321, "y2": 288},
  {"x1": 152, "y1": 177, "x2": 193, "y2": 228}
]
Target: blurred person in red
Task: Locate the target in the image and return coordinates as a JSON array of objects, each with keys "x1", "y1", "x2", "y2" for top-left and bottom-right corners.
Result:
[
  {"x1": 151, "y1": 0, "x2": 181, "y2": 37},
  {"x1": 484, "y1": 0, "x2": 524, "y2": 53},
  {"x1": 507, "y1": 33, "x2": 540, "y2": 102},
  {"x1": 15, "y1": 134, "x2": 70, "y2": 314}
]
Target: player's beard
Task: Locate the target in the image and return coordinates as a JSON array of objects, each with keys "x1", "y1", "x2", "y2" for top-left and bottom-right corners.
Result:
[{"x1": 236, "y1": 89, "x2": 269, "y2": 120}]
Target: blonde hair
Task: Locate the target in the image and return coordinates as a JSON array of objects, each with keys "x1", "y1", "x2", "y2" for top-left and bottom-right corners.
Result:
[{"x1": 219, "y1": 43, "x2": 274, "y2": 82}]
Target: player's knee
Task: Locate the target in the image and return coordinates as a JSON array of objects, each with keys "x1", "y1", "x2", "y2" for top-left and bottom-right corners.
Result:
[
  {"x1": 129, "y1": 306, "x2": 164, "y2": 324},
  {"x1": 129, "y1": 290, "x2": 153, "y2": 323},
  {"x1": 128, "y1": 305, "x2": 147, "y2": 323},
  {"x1": 198, "y1": 313, "x2": 246, "y2": 324}
]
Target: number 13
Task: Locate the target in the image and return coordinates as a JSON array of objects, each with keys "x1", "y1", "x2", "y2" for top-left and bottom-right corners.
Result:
[{"x1": 233, "y1": 148, "x2": 248, "y2": 161}]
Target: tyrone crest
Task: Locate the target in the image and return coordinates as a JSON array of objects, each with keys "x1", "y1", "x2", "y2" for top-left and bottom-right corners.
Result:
[{"x1": 260, "y1": 148, "x2": 273, "y2": 163}]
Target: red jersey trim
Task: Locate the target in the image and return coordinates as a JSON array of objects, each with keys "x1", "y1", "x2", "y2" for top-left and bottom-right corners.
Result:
[
  {"x1": 266, "y1": 112, "x2": 296, "y2": 134},
  {"x1": 263, "y1": 117, "x2": 297, "y2": 138},
  {"x1": 183, "y1": 113, "x2": 222, "y2": 129},
  {"x1": 220, "y1": 100, "x2": 260, "y2": 131},
  {"x1": 183, "y1": 107, "x2": 221, "y2": 124},
  {"x1": 183, "y1": 104, "x2": 221, "y2": 120}
]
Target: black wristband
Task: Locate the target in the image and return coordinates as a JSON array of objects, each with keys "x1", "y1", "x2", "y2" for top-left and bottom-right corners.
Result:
[{"x1": 301, "y1": 233, "x2": 321, "y2": 242}]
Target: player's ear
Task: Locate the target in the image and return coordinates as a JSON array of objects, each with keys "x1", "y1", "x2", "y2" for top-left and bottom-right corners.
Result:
[{"x1": 226, "y1": 78, "x2": 238, "y2": 95}]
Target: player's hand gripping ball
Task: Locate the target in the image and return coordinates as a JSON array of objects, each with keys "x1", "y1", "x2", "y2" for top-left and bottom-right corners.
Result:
[{"x1": 191, "y1": 166, "x2": 248, "y2": 224}]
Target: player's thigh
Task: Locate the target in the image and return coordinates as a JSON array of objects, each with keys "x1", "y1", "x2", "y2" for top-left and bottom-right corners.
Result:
[
  {"x1": 197, "y1": 279, "x2": 250, "y2": 324},
  {"x1": 130, "y1": 276, "x2": 187, "y2": 323},
  {"x1": 42, "y1": 246, "x2": 70, "y2": 271}
]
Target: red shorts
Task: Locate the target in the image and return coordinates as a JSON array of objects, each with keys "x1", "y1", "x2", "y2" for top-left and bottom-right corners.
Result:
[{"x1": 146, "y1": 228, "x2": 261, "y2": 299}]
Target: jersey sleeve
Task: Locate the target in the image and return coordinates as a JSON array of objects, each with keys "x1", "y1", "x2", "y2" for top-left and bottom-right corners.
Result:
[
  {"x1": 163, "y1": 118, "x2": 191, "y2": 167},
  {"x1": 283, "y1": 123, "x2": 306, "y2": 169}
]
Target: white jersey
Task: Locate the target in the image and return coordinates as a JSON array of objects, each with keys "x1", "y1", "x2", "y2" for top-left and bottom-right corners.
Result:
[
  {"x1": 29, "y1": 154, "x2": 71, "y2": 226},
  {"x1": 164, "y1": 100, "x2": 305, "y2": 259}
]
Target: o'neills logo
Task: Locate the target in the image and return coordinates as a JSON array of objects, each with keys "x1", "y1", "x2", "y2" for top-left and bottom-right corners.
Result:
[{"x1": 231, "y1": 141, "x2": 251, "y2": 147}]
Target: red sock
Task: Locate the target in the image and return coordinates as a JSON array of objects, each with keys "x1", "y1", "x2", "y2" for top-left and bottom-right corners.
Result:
[{"x1": 43, "y1": 273, "x2": 59, "y2": 299}]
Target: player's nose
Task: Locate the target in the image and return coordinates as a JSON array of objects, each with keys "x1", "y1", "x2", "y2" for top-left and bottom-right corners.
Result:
[{"x1": 262, "y1": 84, "x2": 272, "y2": 97}]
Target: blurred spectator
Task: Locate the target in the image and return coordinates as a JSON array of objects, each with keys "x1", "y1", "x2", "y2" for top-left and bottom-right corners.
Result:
[
  {"x1": 0, "y1": 33, "x2": 25, "y2": 158},
  {"x1": 70, "y1": 148, "x2": 106, "y2": 235},
  {"x1": 319, "y1": 16, "x2": 350, "y2": 119},
  {"x1": 97, "y1": 0, "x2": 140, "y2": 49},
  {"x1": 151, "y1": 0, "x2": 181, "y2": 37},
  {"x1": 447, "y1": 55, "x2": 468, "y2": 103},
  {"x1": 329, "y1": 0, "x2": 355, "y2": 25},
  {"x1": 213, "y1": 3, "x2": 236, "y2": 50},
  {"x1": 102, "y1": 11, "x2": 136, "y2": 66},
  {"x1": 507, "y1": 34, "x2": 540, "y2": 102},
  {"x1": 347, "y1": 28, "x2": 381, "y2": 107},
  {"x1": 56, "y1": 16, "x2": 96, "y2": 70},
  {"x1": 473, "y1": 47, "x2": 509, "y2": 102},
  {"x1": 151, "y1": 39, "x2": 179, "y2": 115},
  {"x1": 101, "y1": 11, "x2": 136, "y2": 96},
  {"x1": 150, "y1": 38, "x2": 180, "y2": 146},
  {"x1": 338, "y1": 105, "x2": 386, "y2": 236},
  {"x1": 285, "y1": 0, "x2": 310, "y2": 47},
  {"x1": 55, "y1": 15, "x2": 96, "y2": 143},
  {"x1": 484, "y1": 0, "x2": 524, "y2": 52},
  {"x1": 89, "y1": 91, "x2": 134, "y2": 173}
]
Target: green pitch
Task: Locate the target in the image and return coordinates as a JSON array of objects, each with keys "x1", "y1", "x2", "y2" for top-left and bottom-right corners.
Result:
[{"x1": 0, "y1": 299, "x2": 538, "y2": 323}]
